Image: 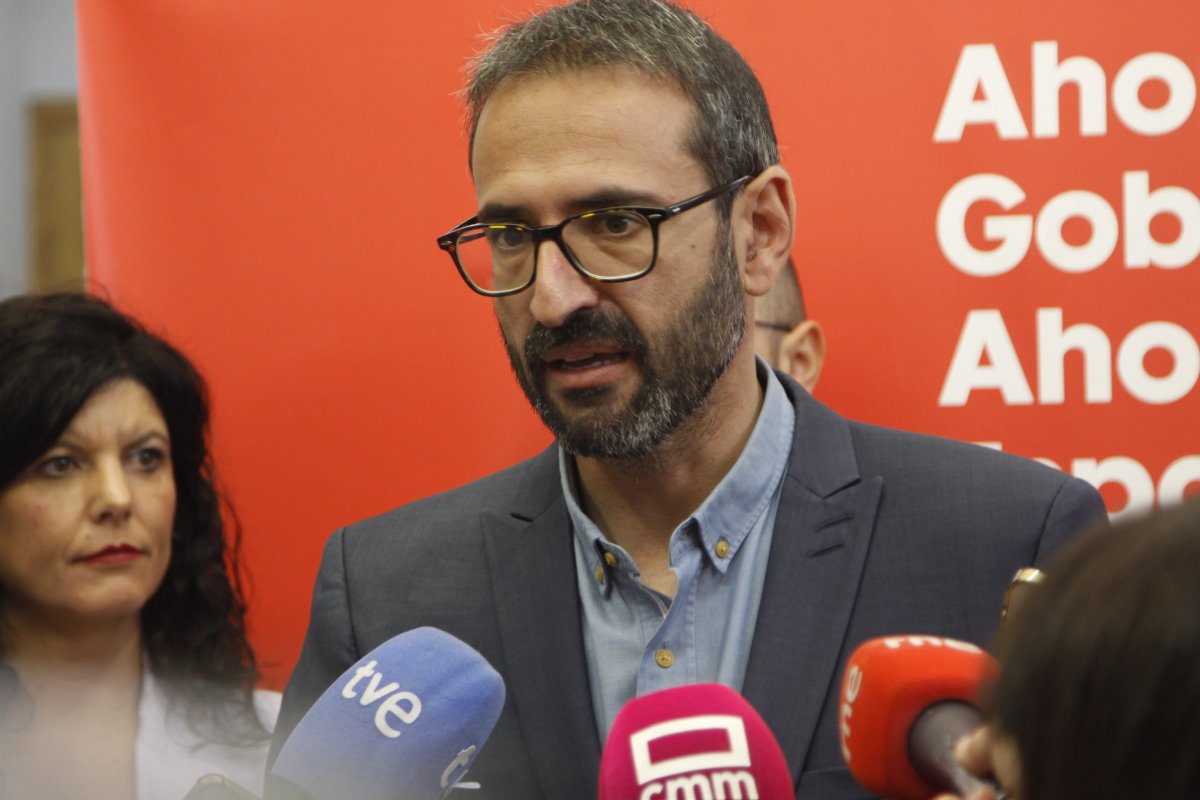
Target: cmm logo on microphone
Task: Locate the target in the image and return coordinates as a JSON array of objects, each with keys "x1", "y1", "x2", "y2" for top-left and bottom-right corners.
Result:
[{"x1": 630, "y1": 714, "x2": 761, "y2": 800}]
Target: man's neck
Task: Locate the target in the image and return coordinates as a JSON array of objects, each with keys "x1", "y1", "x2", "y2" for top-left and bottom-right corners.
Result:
[{"x1": 572, "y1": 351, "x2": 766, "y2": 591}]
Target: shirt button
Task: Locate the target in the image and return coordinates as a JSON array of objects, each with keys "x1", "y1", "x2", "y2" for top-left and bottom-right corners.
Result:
[
  {"x1": 604, "y1": 552, "x2": 618, "y2": 568},
  {"x1": 594, "y1": 565, "x2": 606, "y2": 585},
  {"x1": 655, "y1": 648, "x2": 675, "y2": 668},
  {"x1": 715, "y1": 538, "x2": 731, "y2": 559}
]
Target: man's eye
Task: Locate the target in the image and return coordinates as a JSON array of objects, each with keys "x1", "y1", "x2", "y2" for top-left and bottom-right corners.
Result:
[
  {"x1": 487, "y1": 226, "x2": 529, "y2": 250},
  {"x1": 588, "y1": 212, "x2": 645, "y2": 237}
]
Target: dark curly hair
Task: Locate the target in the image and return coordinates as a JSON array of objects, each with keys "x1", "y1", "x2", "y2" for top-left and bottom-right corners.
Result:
[{"x1": 0, "y1": 292, "x2": 267, "y2": 745}]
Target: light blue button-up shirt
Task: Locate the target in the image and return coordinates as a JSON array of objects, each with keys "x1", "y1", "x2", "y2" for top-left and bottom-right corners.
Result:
[{"x1": 564, "y1": 360, "x2": 795, "y2": 740}]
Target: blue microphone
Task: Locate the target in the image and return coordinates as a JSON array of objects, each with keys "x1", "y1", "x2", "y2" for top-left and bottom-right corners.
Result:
[{"x1": 271, "y1": 627, "x2": 505, "y2": 800}]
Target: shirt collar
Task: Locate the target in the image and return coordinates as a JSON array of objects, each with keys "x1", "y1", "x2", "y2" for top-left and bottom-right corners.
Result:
[{"x1": 562, "y1": 358, "x2": 794, "y2": 592}]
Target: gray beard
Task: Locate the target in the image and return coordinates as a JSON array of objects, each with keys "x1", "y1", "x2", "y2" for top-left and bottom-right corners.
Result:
[{"x1": 502, "y1": 227, "x2": 745, "y2": 461}]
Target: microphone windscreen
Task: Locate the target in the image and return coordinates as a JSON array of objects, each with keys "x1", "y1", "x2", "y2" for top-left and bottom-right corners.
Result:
[
  {"x1": 838, "y1": 635, "x2": 995, "y2": 799},
  {"x1": 271, "y1": 627, "x2": 505, "y2": 800},
  {"x1": 598, "y1": 683, "x2": 793, "y2": 800}
]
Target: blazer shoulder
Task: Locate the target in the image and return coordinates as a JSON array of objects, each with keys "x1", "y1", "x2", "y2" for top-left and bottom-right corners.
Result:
[
  {"x1": 778, "y1": 373, "x2": 1104, "y2": 531},
  {"x1": 780, "y1": 373, "x2": 1079, "y2": 502},
  {"x1": 843, "y1": 419, "x2": 1107, "y2": 553},
  {"x1": 847, "y1": 418, "x2": 1070, "y2": 489}
]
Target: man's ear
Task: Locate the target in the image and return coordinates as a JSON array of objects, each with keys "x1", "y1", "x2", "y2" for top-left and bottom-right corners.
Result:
[
  {"x1": 736, "y1": 166, "x2": 795, "y2": 297},
  {"x1": 779, "y1": 320, "x2": 826, "y2": 393}
]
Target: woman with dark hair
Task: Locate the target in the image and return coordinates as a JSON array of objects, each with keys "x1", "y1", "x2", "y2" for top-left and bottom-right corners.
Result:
[
  {"x1": 936, "y1": 498, "x2": 1200, "y2": 800},
  {"x1": 0, "y1": 292, "x2": 279, "y2": 799}
]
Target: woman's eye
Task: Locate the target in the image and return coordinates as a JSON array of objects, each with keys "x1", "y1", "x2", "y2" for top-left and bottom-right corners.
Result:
[
  {"x1": 36, "y1": 455, "x2": 77, "y2": 478},
  {"x1": 129, "y1": 447, "x2": 167, "y2": 472}
]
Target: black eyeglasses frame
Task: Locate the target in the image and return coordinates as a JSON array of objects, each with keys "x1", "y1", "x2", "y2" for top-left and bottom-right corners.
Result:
[{"x1": 435, "y1": 174, "x2": 754, "y2": 297}]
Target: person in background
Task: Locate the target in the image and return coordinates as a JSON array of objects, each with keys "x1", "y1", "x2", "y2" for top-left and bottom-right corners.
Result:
[
  {"x1": 0, "y1": 293, "x2": 280, "y2": 800},
  {"x1": 936, "y1": 498, "x2": 1200, "y2": 800},
  {"x1": 271, "y1": 2, "x2": 1106, "y2": 796},
  {"x1": 752, "y1": 257, "x2": 824, "y2": 392}
]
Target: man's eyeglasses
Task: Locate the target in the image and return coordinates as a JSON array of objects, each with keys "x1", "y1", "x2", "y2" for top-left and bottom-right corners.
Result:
[{"x1": 436, "y1": 174, "x2": 753, "y2": 297}]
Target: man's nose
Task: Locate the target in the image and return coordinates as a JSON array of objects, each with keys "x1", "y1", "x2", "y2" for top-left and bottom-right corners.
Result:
[{"x1": 527, "y1": 239, "x2": 600, "y2": 328}]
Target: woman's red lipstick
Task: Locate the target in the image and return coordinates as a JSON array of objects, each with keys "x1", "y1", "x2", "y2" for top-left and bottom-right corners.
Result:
[{"x1": 77, "y1": 543, "x2": 142, "y2": 565}]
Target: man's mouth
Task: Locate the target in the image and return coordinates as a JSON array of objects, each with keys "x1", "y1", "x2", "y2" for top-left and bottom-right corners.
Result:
[
  {"x1": 549, "y1": 352, "x2": 629, "y2": 370},
  {"x1": 519, "y1": 311, "x2": 648, "y2": 398}
]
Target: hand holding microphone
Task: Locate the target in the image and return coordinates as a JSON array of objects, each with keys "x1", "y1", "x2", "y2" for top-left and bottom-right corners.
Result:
[
  {"x1": 929, "y1": 726, "x2": 1018, "y2": 800},
  {"x1": 269, "y1": 627, "x2": 505, "y2": 800}
]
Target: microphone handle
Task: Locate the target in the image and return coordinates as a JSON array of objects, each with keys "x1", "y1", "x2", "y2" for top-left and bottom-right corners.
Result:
[{"x1": 909, "y1": 701, "x2": 1006, "y2": 798}]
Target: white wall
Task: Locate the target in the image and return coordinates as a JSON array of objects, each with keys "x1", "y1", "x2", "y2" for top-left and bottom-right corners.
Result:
[{"x1": 0, "y1": 0, "x2": 78, "y2": 299}]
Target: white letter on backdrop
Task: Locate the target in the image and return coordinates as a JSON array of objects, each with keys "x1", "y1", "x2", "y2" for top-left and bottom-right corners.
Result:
[
  {"x1": 940, "y1": 310, "x2": 1035, "y2": 407},
  {"x1": 935, "y1": 44, "x2": 1030, "y2": 142}
]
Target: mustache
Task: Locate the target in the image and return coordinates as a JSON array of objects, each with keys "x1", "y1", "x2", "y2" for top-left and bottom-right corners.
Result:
[{"x1": 522, "y1": 309, "x2": 648, "y2": 365}]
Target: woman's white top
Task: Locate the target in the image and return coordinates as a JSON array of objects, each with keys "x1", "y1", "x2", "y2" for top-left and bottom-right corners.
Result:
[{"x1": 135, "y1": 669, "x2": 281, "y2": 800}]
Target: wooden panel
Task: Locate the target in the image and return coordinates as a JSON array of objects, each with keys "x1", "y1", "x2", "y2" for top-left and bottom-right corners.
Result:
[{"x1": 30, "y1": 100, "x2": 84, "y2": 292}]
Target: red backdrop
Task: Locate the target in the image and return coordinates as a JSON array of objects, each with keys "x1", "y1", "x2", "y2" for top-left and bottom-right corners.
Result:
[{"x1": 76, "y1": 1, "x2": 1200, "y2": 687}]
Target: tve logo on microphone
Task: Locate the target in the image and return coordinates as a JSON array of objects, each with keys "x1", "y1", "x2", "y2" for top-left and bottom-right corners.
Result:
[
  {"x1": 599, "y1": 684, "x2": 793, "y2": 800},
  {"x1": 340, "y1": 658, "x2": 422, "y2": 738},
  {"x1": 630, "y1": 714, "x2": 758, "y2": 799}
]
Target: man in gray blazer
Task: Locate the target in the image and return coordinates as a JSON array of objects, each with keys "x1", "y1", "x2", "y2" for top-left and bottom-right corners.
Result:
[{"x1": 269, "y1": 1, "x2": 1106, "y2": 797}]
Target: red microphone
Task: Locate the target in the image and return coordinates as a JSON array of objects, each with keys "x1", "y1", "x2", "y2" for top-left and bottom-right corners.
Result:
[
  {"x1": 599, "y1": 684, "x2": 793, "y2": 800},
  {"x1": 838, "y1": 635, "x2": 1000, "y2": 799}
]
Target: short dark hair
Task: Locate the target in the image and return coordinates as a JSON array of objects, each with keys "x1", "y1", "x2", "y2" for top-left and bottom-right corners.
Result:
[
  {"x1": 0, "y1": 292, "x2": 267, "y2": 745},
  {"x1": 989, "y1": 500, "x2": 1200, "y2": 800},
  {"x1": 465, "y1": 0, "x2": 780, "y2": 202}
]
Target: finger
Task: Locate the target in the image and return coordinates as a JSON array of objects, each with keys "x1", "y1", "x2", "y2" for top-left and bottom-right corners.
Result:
[{"x1": 954, "y1": 725, "x2": 996, "y2": 774}]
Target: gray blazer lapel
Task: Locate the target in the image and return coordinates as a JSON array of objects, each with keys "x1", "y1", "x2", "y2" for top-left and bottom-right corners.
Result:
[
  {"x1": 482, "y1": 450, "x2": 602, "y2": 799},
  {"x1": 744, "y1": 378, "x2": 881, "y2": 782}
]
